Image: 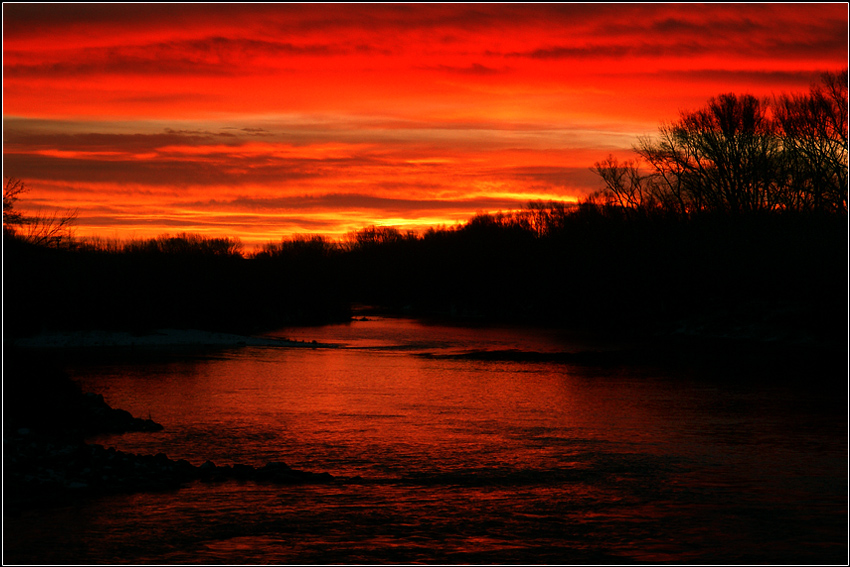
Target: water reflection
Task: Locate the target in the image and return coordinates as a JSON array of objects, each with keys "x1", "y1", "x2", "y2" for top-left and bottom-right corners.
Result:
[{"x1": 10, "y1": 317, "x2": 845, "y2": 564}]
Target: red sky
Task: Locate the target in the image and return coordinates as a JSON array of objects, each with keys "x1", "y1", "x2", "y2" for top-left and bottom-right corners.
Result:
[{"x1": 3, "y1": 3, "x2": 847, "y2": 249}]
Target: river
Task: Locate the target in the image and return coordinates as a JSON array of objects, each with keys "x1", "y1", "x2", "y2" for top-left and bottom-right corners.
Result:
[{"x1": 4, "y1": 317, "x2": 847, "y2": 564}]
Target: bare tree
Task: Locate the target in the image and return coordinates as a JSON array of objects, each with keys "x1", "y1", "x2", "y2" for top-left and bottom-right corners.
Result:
[
  {"x1": 19, "y1": 209, "x2": 80, "y2": 248},
  {"x1": 774, "y1": 69, "x2": 848, "y2": 212},
  {"x1": 597, "y1": 71, "x2": 848, "y2": 216},
  {"x1": 3, "y1": 177, "x2": 79, "y2": 247},
  {"x1": 591, "y1": 155, "x2": 657, "y2": 214},
  {"x1": 522, "y1": 200, "x2": 572, "y2": 237},
  {"x1": 634, "y1": 93, "x2": 783, "y2": 214},
  {"x1": 3, "y1": 177, "x2": 27, "y2": 231}
]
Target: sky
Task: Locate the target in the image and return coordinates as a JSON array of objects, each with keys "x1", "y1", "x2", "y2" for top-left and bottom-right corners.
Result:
[{"x1": 3, "y1": 3, "x2": 848, "y2": 249}]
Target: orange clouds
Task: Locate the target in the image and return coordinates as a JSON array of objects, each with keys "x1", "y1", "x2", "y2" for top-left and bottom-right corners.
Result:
[{"x1": 3, "y1": 3, "x2": 847, "y2": 249}]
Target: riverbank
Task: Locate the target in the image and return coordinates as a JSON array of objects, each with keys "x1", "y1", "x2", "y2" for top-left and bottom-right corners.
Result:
[
  {"x1": 5, "y1": 328, "x2": 331, "y2": 350},
  {"x1": 3, "y1": 361, "x2": 334, "y2": 513},
  {"x1": 5, "y1": 431, "x2": 334, "y2": 513}
]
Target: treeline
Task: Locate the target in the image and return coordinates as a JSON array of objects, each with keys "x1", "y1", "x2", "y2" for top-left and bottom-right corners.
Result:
[
  {"x1": 3, "y1": 201, "x2": 846, "y2": 342},
  {"x1": 3, "y1": 72, "x2": 846, "y2": 340},
  {"x1": 3, "y1": 231, "x2": 350, "y2": 335}
]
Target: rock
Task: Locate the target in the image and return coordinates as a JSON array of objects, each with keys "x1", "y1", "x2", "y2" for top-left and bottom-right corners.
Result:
[
  {"x1": 4, "y1": 375, "x2": 336, "y2": 511},
  {"x1": 200, "y1": 475, "x2": 228, "y2": 483},
  {"x1": 261, "y1": 461, "x2": 291, "y2": 472},
  {"x1": 6, "y1": 365, "x2": 165, "y2": 439},
  {"x1": 230, "y1": 463, "x2": 256, "y2": 479}
]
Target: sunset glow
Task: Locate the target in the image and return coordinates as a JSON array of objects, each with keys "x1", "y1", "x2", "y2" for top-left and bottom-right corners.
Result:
[{"x1": 3, "y1": 3, "x2": 847, "y2": 249}]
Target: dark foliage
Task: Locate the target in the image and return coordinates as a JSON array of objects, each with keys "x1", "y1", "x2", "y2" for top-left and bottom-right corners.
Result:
[{"x1": 4, "y1": 204, "x2": 845, "y2": 345}]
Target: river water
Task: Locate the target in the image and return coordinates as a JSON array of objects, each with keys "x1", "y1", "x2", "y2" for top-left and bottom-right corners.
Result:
[{"x1": 5, "y1": 317, "x2": 847, "y2": 564}]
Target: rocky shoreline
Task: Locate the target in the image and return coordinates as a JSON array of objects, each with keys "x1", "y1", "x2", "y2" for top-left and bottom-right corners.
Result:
[
  {"x1": 3, "y1": 363, "x2": 334, "y2": 513},
  {"x1": 6, "y1": 328, "x2": 333, "y2": 350},
  {"x1": 5, "y1": 430, "x2": 334, "y2": 512}
]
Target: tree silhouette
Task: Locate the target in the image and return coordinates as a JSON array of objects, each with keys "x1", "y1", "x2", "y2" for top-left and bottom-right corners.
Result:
[
  {"x1": 635, "y1": 93, "x2": 783, "y2": 213},
  {"x1": 3, "y1": 177, "x2": 27, "y2": 232},
  {"x1": 593, "y1": 71, "x2": 849, "y2": 215},
  {"x1": 591, "y1": 155, "x2": 654, "y2": 214},
  {"x1": 3, "y1": 177, "x2": 79, "y2": 247},
  {"x1": 124, "y1": 233, "x2": 243, "y2": 257},
  {"x1": 774, "y1": 69, "x2": 848, "y2": 212}
]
